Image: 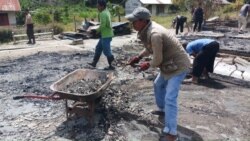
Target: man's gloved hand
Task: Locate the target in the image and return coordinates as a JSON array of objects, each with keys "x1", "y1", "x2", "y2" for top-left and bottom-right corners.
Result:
[
  {"x1": 139, "y1": 62, "x2": 150, "y2": 71},
  {"x1": 128, "y1": 56, "x2": 141, "y2": 66}
]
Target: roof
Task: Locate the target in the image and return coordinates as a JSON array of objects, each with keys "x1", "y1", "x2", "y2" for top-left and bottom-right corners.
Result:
[
  {"x1": 140, "y1": 0, "x2": 172, "y2": 5},
  {"x1": 0, "y1": 0, "x2": 21, "y2": 12},
  {"x1": 214, "y1": 0, "x2": 231, "y2": 4}
]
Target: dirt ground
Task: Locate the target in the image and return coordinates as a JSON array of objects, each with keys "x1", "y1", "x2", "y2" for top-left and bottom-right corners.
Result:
[{"x1": 0, "y1": 33, "x2": 250, "y2": 141}]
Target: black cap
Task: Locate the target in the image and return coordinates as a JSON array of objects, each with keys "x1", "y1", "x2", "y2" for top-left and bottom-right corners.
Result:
[{"x1": 97, "y1": 0, "x2": 107, "y2": 7}]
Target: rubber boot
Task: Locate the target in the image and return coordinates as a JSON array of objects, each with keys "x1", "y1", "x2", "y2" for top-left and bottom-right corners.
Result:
[
  {"x1": 104, "y1": 55, "x2": 115, "y2": 70},
  {"x1": 27, "y1": 32, "x2": 32, "y2": 44},
  {"x1": 27, "y1": 37, "x2": 32, "y2": 44},
  {"x1": 32, "y1": 37, "x2": 36, "y2": 44},
  {"x1": 87, "y1": 54, "x2": 100, "y2": 68}
]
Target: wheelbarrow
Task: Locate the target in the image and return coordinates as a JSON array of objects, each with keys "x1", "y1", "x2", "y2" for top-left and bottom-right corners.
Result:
[
  {"x1": 14, "y1": 69, "x2": 114, "y2": 126},
  {"x1": 50, "y1": 69, "x2": 114, "y2": 126}
]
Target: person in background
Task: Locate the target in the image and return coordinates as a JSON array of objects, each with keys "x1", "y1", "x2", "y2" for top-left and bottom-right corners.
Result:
[
  {"x1": 172, "y1": 15, "x2": 190, "y2": 35},
  {"x1": 125, "y1": 7, "x2": 190, "y2": 141},
  {"x1": 182, "y1": 39, "x2": 220, "y2": 84},
  {"x1": 192, "y1": 2, "x2": 203, "y2": 32},
  {"x1": 25, "y1": 9, "x2": 35, "y2": 44},
  {"x1": 87, "y1": 0, "x2": 115, "y2": 70},
  {"x1": 238, "y1": 2, "x2": 250, "y2": 33}
]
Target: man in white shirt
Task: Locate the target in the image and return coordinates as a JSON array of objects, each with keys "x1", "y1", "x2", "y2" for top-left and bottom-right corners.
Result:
[
  {"x1": 25, "y1": 9, "x2": 35, "y2": 44},
  {"x1": 238, "y1": 2, "x2": 250, "y2": 33}
]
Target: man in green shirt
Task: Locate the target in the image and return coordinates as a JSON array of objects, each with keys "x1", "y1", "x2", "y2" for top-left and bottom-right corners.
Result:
[{"x1": 88, "y1": 0, "x2": 115, "y2": 70}]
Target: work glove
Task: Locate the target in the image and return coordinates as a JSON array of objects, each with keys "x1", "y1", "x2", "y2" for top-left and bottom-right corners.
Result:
[
  {"x1": 128, "y1": 56, "x2": 141, "y2": 66},
  {"x1": 139, "y1": 62, "x2": 150, "y2": 71}
]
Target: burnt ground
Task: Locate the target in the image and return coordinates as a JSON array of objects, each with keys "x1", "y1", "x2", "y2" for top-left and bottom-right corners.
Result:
[{"x1": 0, "y1": 35, "x2": 250, "y2": 141}]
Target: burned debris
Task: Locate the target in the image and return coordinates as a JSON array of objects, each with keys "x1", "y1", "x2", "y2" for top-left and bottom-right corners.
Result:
[
  {"x1": 59, "y1": 21, "x2": 132, "y2": 40},
  {"x1": 63, "y1": 79, "x2": 105, "y2": 95}
]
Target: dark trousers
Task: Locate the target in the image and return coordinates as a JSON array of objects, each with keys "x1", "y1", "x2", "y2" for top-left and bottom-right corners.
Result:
[
  {"x1": 176, "y1": 21, "x2": 184, "y2": 35},
  {"x1": 92, "y1": 37, "x2": 114, "y2": 66},
  {"x1": 192, "y1": 41, "x2": 220, "y2": 77},
  {"x1": 193, "y1": 19, "x2": 202, "y2": 32},
  {"x1": 26, "y1": 24, "x2": 35, "y2": 43}
]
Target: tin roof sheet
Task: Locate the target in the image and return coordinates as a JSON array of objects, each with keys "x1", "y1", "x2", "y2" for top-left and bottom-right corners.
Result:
[
  {"x1": 140, "y1": 0, "x2": 172, "y2": 5},
  {"x1": 0, "y1": 0, "x2": 21, "y2": 12}
]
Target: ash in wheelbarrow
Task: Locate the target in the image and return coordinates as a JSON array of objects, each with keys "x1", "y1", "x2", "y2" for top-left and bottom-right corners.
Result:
[{"x1": 50, "y1": 69, "x2": 114, "y2": 126}]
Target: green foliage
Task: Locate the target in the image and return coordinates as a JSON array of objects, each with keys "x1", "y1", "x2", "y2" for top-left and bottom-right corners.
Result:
[
  {"x1": 54, "y1": 10, "x2": 62, "y2": 22},
  {"x1": 33, "y1": 11, "x2": 51, "y2": 25},
  {"x1": 79, "y1": 9, "x2": 98, "y2": 19},
  {"x1": 19, "y1": 0, "x2": 32, "y2": 10},
  {"x1": 64, "y1": 6, "x2": 69, "y2": 18},
  {"x1": 223, "y1": 5, "x2": 237, "y2": 13},
  {"x1": 172, "y1": 0, "x2": 188, "y2": 11},
  {"x1": 0, "y1": 29, "x2": 12, "y2": 43},
  {"x1": 168, "y1": 5, "x2": 181, "y2": 13},
  {"x1": 20, "y1": 0, "x2": 52, "y2": 11},
  {"x1": 16, "y1": 12, "x2": 26, "y2": 25},
  {"x1": 79, "y1": 11, "x2": 89, "y2": 18},
  {"x1": 108, "y1": 3, "x2": 125, "y2": 16}
]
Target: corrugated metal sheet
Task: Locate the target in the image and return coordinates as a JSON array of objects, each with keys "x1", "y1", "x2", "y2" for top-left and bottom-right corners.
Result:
[
  {"x1": 140, "y1": 0, "x2": 172, "y2": 5},
  {"x1": 214, "y1": 0, "x2": 231, "y2": 4},
  {"x1": 0, "y1": 0, "x2": 21, "y2": 11}
]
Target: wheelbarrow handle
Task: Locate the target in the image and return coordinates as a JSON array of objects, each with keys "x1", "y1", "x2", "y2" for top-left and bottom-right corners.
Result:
[
  {"x1": 13, "y1": 93, "x2": 62, "y2": 100},
  {"x1": 13, "y1": 96, "x2": 25, "y2": 100}
]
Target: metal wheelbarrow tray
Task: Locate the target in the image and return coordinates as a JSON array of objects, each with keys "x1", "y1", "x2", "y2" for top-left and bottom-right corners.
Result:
[
  {"x1": 50, "y1": 69, "x2": 114, "y2": 125},
  {"x1": 50, "y1": 69, "x2": 114, "y2": 101}
]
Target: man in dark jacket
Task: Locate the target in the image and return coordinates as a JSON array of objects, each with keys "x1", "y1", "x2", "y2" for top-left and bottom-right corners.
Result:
[
  {"x1": 172, "y1": 15, "x2": 190, "y2": 35},
  {"x1": 192, "y1": 3, "x2": 203, "y2": 32}
]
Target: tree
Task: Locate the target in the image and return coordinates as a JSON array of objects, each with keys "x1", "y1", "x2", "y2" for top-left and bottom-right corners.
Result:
[
  {"x1": 172, "y1": 0, "x2": 187, "y2": 11},
  {"x1": 34, "y1": 11, "x2": 51, "y2": 25},
  {"x1": 108, "y1": 3, "x2": 125, "y2": 22}
]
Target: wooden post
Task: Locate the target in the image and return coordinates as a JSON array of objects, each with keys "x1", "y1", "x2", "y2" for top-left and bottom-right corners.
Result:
[{"x1": 74, "y1": 16, "x2": 76, "y2": 32}]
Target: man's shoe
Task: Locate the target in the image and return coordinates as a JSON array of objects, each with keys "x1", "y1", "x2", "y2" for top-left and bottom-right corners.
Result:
[
  {"x1": 104, "y1": 65, "x2": 115, "y2": 70},
  {"x1": 238, "y1": 30, "x2": 244, "y2": 34},
  {"x1": 150, "y1": 109, "x2": 164, "y2": 116},
  {"x1": 27, "y1": 41, "x2": 32, "y2": 44},
  {"x1": 87, "y1": 62, "x2": 96, "y2": 68},
  {"x1": 182, "y1": 78, "x2": 198, "y2": 84},
  {"x1": 159, "y1": 133, "x2": 178, "y2": 141}
]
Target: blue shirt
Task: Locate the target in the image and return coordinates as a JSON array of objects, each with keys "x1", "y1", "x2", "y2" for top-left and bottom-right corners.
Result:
[{"x1": 186, "y1": 39, "x2": 214, "y2": 55}]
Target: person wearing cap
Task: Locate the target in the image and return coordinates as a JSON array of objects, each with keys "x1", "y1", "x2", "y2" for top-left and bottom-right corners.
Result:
[
  {"x1": 24, "y1": 9, "x2": 35, "y2": 44},
  {"x1": 125, "y1": 7, "x2": 190, "y2": 141},
  {"x1": 182, "y1": 39, "x2": 220, "y2": 84},
  {"x1": 238, "y1": 2, "x2": 250, "y2": 33},
  {"x1": 87, "y1": 0, "x2": 115, "y2": 70}
]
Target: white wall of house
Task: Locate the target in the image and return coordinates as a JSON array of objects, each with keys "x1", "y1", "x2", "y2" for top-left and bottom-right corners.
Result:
[
  {"x1": 8, "y1": 12, "x2": 16, "y2": 25},
  {"x1": 125, "y1": 0, "x2": 169, "y2": 16},
  {"x1": 146, "y1": 5, "x2": 168, "y2": 16},
  {"x1": 151, "y1": 5, "x2": 157, "y2": 15}
]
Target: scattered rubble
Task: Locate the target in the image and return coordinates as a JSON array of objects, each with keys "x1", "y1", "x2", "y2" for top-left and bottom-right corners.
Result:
[{"x1": 63, "y1": 79, "x2": 105, "y2": 95}]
